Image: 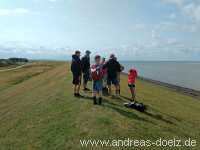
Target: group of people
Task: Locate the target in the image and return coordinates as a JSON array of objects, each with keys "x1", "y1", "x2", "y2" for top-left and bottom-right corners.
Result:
[{"x1": 71, "y1": 50, "x2": 138, "y2": 105}]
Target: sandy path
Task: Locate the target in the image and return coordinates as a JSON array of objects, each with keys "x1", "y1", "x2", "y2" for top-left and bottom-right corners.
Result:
[{"x1": 0, "y1": 63, "x2": 31, "y2": 72}]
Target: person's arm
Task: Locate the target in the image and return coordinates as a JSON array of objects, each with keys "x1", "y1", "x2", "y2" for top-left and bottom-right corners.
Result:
[
  {"x1": 71, "y1": 62, "x2": 78, "y2": 75},
  {"x1": 81, "y1": 57, "x2": 85, "y2": 71},
  {"x1": 117, "y1": 62, "x2": 121, "y2": 72},
  {"x1": 87, "y1": 57, "x2": 90, "y2": 70},
  {"x1": 79, "y1": 60, "x2": 82, "y2": 75},
  {"x1": 120, "y1": 65, "x2": 125, "y2": 72},
  {"x1": 103, "y1": 62, "x2": 108, "y2": 69},
  {"x1": 71, "y1": 62, "x2": 73, "y2": 72},
  {"x1": 91, "y1": 65, "x2": 97, "y2": 73}
]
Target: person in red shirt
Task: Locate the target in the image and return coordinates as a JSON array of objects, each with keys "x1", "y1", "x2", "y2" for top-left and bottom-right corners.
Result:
[
  {"x1": 128, "y1": 68, "x2": 138, "y2": 102},
  {"x1": 91, "y1": 55, "x2": 104, "y2": 105}
]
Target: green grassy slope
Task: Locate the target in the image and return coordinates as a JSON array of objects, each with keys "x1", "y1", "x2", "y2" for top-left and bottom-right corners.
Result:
[{"x1": 0, "y1": 62, "x2": 200, "y2": 150}]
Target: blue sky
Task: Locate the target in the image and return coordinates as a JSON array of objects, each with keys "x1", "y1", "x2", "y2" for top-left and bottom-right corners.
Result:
[{"x1": 0, "y1": 0, "x2": 200, "y2": 60}]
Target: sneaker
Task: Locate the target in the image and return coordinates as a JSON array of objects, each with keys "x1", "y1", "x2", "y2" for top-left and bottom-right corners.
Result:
[
  {"x1": 74, "y1": 93, "x2": 80, "y2": 97},
  {"x1": 83, "y1": 88, "x2": 90, "y2": 91},
  {"x1": 77, "y1": 93, "x2": 84, "y2": 98}
]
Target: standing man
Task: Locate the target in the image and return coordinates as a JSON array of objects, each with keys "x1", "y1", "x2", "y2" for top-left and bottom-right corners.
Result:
[
  {"x1": 103, "y1": 54, "x2": 121, "y2": 96},
  {"x1": 81, "y1": 50, "x2": 91, "y2": 91},
  {"x1": 114, "y1": 56, "x2": 124, "y2": 95},
  {"x1": 71, "y1": 50, "x2": 82, "y2": 97}
]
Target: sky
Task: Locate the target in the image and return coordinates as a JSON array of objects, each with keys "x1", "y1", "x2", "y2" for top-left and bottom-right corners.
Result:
[{"x1": 0, "y1": 0, "x2": 200, "y2": 60}]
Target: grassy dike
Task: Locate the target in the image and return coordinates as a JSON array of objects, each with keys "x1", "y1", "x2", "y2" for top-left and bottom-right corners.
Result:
[{"x1": 0, "y1": 61, "x2": 200, "y2": 150}]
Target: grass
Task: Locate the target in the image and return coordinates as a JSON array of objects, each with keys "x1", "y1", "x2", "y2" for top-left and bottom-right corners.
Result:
[{"x1": 0, "y1": 61, "x2": 200, "y2": 150}]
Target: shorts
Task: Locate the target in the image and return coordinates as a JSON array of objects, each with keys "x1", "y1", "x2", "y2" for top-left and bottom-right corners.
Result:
[
  {"x1": 72, "y1": 75, "x2": 81, "y2": 85},
  {"x1": 128, "y1": 84, "x2": 135, "y2": 88},
  {"x1": 107, "y1": 77, "x2": 119, "y2": 86},
  {"x1": 83, "y1": 71, "x2": 90, "y2": 84},
  {"x1": 93, "y1": 80, "x2": 103, "y2": 91}
]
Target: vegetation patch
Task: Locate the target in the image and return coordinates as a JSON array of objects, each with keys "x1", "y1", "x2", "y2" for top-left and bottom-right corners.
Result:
[
  {"x1": 11, "y1": 72, "x2": 42, "y2": 85},
  {"x1": 0, "y1": 62, "x2": 200, "y2": 150}
]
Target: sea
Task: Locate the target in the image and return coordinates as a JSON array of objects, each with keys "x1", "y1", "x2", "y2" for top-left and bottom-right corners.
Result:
[{"x1": 121, "y1": 61, "x2": 200, "y2": 91}]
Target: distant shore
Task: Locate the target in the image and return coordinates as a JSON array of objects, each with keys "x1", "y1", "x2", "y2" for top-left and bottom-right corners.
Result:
[{"x1": 122, "y1": 72, "x2": 200, "y2": 98}]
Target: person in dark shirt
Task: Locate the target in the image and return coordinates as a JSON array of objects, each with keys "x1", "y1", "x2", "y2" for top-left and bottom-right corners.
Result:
[
  {"x1": 81, "y1": 50, "x2": 91, "y2": 91},
  {"x1": 103, "y1": 54, "x2": 121, "y2": 96},
  {"x1": 114, "y1": 56, "x2": 124, "y2": 95},
  {"x1": 71, "y1": 50, "x2": 82, "y2": 97}
]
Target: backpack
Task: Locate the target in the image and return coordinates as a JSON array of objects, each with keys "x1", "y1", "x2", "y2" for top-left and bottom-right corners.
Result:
[
  {"x1": 124, "y1": 102, "x2": 146, "y2": 112},
  {"x1": 91, "y1": 65, "x2": 103, "y2": 81}
]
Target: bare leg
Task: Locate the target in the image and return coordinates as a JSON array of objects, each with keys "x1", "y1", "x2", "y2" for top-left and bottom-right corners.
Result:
[
  {"x1": 99, "y1": 91, "x2": 102, "y2": 98},
  {"x1": 74, "y1": 85, "x2": 77, "y2": 94},
  {"x1": 77, "y1": 76, "x2": 81, "y2": 94},
  {"x1": 130, "y1": 87, "x2": 135, "y2": 102},
  {"x1": 77, "y1": 84, "x2": 81, "y2": 94},
  {"x1": 115, "y1": 85, "x2": 120, "y2": 96},
  {"x1": 83, "y1": 73, "x2": 89, "y2": 90},
  {"x1": 108, "y1": 85, "x2": 112, "y2": 95},
  {"x1": 83, "y1": 77, "x2": 87, "y2": 89},
  {"x1": 83, "y1": 83, "x2": 86, "y2": 89},
  {"x1": 93, "y1": 90, "x2": 97, "y2": 97}
]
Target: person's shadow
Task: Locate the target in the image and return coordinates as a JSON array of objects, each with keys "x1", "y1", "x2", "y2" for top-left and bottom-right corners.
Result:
[
  {"x1": 80, "y1": 93, "x2": 176, "y2": 125},
  {"x1": 102, "y1": 98, "x2": 155, "y2": 124}
]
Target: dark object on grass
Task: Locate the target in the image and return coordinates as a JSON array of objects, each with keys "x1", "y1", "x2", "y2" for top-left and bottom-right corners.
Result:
[
  {"x1": 102, "y1": 87, "x2": 109, "y2": 96},
  {"x1": 83, "y1": 88, "x2": 90, "y2": 91},
  {"x1": 74, "y1": 93, "x2": 83, "y2": 98},
  {"x1": 124, "y1": 102, "x2": 146, "y2": 112}
]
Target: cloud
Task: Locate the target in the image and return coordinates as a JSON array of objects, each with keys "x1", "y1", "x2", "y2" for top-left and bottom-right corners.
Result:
[
  {"x1": 0, "y1": 41, "x2": 73, "y2": 59},
  {"x1": 0, "y1": 8, "x2": 30, "y2": 16},
  {"x1": 161, "y1": 0, "x2": 200, "y2": 23},
  {"x1": 155, "y1": 21, "x2": 199, "y2": 32},
  {"x1": 0, "y1": 40, "x2": 199, "y2": 61},
  {"x1": 183, "y1": 3, "x2": 200, "y2": 22}
]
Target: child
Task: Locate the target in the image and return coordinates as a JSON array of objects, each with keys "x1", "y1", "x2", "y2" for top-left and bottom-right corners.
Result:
[
  {"x1": 71, "y1": 50, "x2": 82, "y2": 97},
  {"x1": 128, "y1": 68, "x2": 138, "y2": 102},
  {"x1": 91, "y1": 55, "x2": 104, "y2": 105}
]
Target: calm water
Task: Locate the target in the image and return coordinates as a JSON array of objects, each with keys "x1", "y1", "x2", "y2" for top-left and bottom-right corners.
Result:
[{"x1": 121, "y1": 61, "x2": 200, "y2": 91}]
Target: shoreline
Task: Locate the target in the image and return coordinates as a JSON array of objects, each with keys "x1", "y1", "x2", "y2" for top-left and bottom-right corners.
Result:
[{"x1": 122, "y1": 72, "x2": 200, "y2": 98}]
